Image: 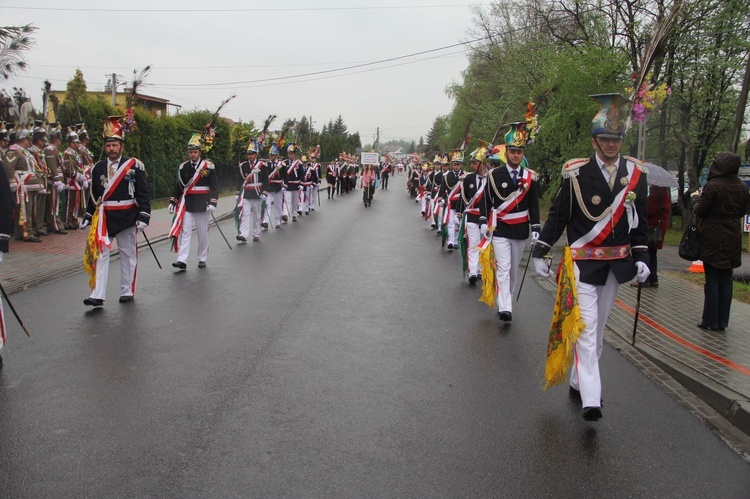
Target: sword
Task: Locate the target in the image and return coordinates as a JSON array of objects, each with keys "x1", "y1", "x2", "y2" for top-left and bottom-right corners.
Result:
[
  {"x1": 210, "y1": 212, "x2": 233, "y2": 250},
  {"x1": 516, "y1": 240, "x2": 536, "y2": 301},
  {"x1": 140, "y1": 231, "x2": 162, "y2": 269},
  {"x1": 632, "y1": 282, "x2": 643, "y2": 346},
  {"x1": 0, "y1": 281, "x2": 30, "y2": 337}
]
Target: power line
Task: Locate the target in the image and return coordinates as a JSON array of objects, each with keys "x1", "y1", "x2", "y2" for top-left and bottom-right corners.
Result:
[
  {"x1": 0, "y1": 3, "x2": 486, "y2": 13},
  {"x1": 146, "y1": 42, "x2": 480, "y2": 88}
]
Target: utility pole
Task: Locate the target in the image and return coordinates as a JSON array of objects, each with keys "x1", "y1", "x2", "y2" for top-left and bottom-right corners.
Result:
[
  {"x1": 375, "y1": 127, "x2": 380, "y2": 155},
  {"x1": 111, "y1": 73, "x2": 117, "y2": 107}
]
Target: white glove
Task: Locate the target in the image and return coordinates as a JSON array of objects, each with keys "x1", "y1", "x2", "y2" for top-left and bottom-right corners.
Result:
[
  {"x1": 82, "y1": 180, "x2": 89, "y2": 189},
  {"x1": 40, "y1": 189, "x2": 47, "y2": 195},
  {"x1": 533, "y1": 257, "x2": 552, "y2": 278},
  {"x1": 79, "y1": 218, "x2": 90, "y2": 230},
  {"x1": 167, "y1": 203, "x2": 175, "y2": 214},
  {"x1": 479, "y1": 224, "x2": 489, "y2": 238},
  {"x1": 531, "y1": 231, "x2": 540, "y2": 243},
  {"x1": 0, "y1": 251, "x2": 3, "y2": 264},
  {"x1": 635, "y1": 261, "x2": 651, "y2": 283},
  {"x1": 136, "y1": 221, "x2": 148, "y2": 232},
  {"x1": 54, "y1": 181, "x2": 64, "y2": 192},
  {"x1": 206, "y1": 204, "x2": 216, "y2": 213},
  {"x1": 259, "y1": 194, "x2": 267, "y2": 202}
]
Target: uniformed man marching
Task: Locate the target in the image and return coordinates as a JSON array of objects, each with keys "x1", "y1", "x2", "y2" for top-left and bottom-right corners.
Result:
[
  {"x1": 283, "y1": 144, "x2": 304, "y2": 221},
  {"x1": 459, "y1": 141, "x2": 490, "y2": 285},
  {"x1": 236, "y1": 139, "x2": 269, "y2": 242},
  {"x1": 532, "y1": 94, "x2": 649, "y2": 421},
  {"x1": 5, "y1": 127, "x2": 44, "y2": 242},
  {"x1": 81, "y1": 116, "x2": 151, "y2": 306},
  {"x1": 437, "y1": 149, "x2": 464, "y2": 250},
  {"x1": 263, "y1": 140, "x2": 285, "y2": 227},
  {"x1": 483, "y1": 122, "x2": 540, "y2": 322},
  {"x1": 168, "y1": 131, "x2": 220, "y2": 270}
]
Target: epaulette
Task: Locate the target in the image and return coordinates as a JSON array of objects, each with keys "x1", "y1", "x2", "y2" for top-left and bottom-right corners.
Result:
[
  {"x1": 561, "y1": 158, "x2": 587, "y2": 178},
  {"x1": 624, "y1": 156, "x2": 648, "y2": 173},
  {"x1": 526, "y1": 167, "x2": 538, "y2": 181},
  {"x1": 133, "y1": 159, "x2": 146, "y2": 171},
  {"x1": 205, "y1": 160, "x2": 215, "y2": 170}
]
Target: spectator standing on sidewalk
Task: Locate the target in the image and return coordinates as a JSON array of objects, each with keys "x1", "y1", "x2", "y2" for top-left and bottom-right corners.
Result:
[{"x1": 692, "y1": 151, "x2": 750, "y2": 331}]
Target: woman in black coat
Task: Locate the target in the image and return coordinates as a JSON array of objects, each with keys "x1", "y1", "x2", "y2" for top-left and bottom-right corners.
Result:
[{"x1": 692, "y1": 152, "x2": 750, "y2": 331}]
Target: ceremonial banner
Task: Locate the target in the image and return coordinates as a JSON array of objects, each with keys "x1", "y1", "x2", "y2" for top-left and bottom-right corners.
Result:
[
  {"x1": 544, "y1": 246, "x2": 585, "y2": 389},
  {"x1": 479, "y1": 244, "x2": 496, "y2": 308}
]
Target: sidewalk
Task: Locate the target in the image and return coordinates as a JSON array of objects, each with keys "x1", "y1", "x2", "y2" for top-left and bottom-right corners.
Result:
[{"x1": 2, "y1": 202, "x2": 750, "y2": 437}]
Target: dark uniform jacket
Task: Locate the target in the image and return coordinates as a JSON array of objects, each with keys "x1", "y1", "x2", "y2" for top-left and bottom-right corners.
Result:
[
  {"x1": 433, "y1": 170, "x2": 446, "y2": 196},
  {"x1": 86, "y1": 156, "x2": 151, "y2": 237},
  {"x1": 0, "y1": 165, "x2": 13, "y2": 252},
  {"x1": 284, "y1": 159, "x2": 304, "y2": 191},
  {"x1": 485, "y1": 165, "x2": 541, "y2": 240},
  {"x1": 532, "y1": 154, "x2": 648, "y2": 285},
  {"x1": 458, "y1": 172, "x2": 488, "y2": 224},
  {"x1": 237, "y1": 160, "x2": 269, "y2": 200},
  {"x1": 171, "y1": 158, "x2": 219, "y2": 213},
  {"x1": 326, "y1": 163, "x2": 337, "y2": 183},
  {"x1": 265, "y1": 159, "x2": 285, "y2": 192},
  {"x1": 303, "y1": 164, "x2": 319, "y2": 186},
  {"x1": 438, "y1": 170, "x2": 463, "y2": 211}
]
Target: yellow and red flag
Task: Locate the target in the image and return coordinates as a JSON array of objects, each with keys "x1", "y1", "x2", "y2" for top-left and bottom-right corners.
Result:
[{"x1": 544, "y1": 246, "x2": 586, "y2": 389}]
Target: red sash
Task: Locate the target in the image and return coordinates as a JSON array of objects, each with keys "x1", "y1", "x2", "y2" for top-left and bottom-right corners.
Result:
[
  {"x1": 570, "y1": 160, "x2": 643, "y2": 248},
  {"x1": 168, "y1": 161, "x2": 208, "y2": 249},
  {"x1": 95, "y1": 158, "x2": 137, "y2": 250}
]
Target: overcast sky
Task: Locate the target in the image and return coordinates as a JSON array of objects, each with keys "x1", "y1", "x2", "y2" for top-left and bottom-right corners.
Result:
[{"x1": 1, "y1": 1, "x2": 484, "y2": 144}]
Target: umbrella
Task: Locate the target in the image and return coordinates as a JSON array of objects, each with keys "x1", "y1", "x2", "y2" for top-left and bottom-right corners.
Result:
[{"x1": 644, "y1": 162, "x2": 679, "y2": 188}]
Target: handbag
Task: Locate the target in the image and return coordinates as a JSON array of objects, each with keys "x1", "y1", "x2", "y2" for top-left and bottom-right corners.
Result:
[
  {"x1": 678, "y1": 219, "x2": 701, "y2": 261},
  {"x1": 647, "y1": 224, "x2": 663, "y2": 245}
]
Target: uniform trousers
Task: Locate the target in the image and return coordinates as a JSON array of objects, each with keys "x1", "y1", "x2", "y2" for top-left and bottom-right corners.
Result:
[
  {"x1": 239, "y1": 198, "x2": 262, "y2": 239},
  {"x1": 177, "y1": 210, "x2": 209, "y2": 264},
  {"x1": 89, "y1": 225, "x2": 138, "y2": 301},
  {"x1": 263, "y1": 190, "x2": 283, "y2": 226},
  {"x1": 570, "y1": 266, "x2": 619, "y2": 408},
  {"x1": 434, "y1": 202, "x2": 443, "y2": 229},
  {"x1": 492, "y1": 236, "x2": 525, "y2": 313},
  {"x1": 446, "y1": 209, "x2": 460, "y2": 246},
  {"x1": 465, "y1": 221, "x2": 481, "y2": 276},
  {"x1": 64, "y1": 187, "x2": 83, "y2": 228},
  {"x1": 285, "y1": 190, "x2": 301, "y2": 216},
  {"x1": 303, "y1": 185, "x2": 317, "y2": 212},
  {"x1": 420, "y1": 194, "x2": 430, "y2": 215}
]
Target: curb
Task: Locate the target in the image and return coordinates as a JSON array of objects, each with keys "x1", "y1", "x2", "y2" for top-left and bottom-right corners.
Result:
[{"x1": 633, "y1": 340, "x2": 750, "y2": 437}]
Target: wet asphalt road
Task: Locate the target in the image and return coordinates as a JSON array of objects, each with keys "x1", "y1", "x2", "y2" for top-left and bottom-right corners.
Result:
[{"x1": 0, "y1": 183, "x2": 748, "y2": 498}]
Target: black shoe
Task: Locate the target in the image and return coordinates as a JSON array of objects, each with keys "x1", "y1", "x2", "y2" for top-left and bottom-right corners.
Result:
[
  {"x1": 24, "y1": 236, "x2": 42, "y2": 243},
  {"x1": 236, "y1": 235, "x2": 247, "y2": 242},
  {"x1": 54, "y1": 229, "x2": 68, "y2": 234},
  {"x1": 172, "y1": 261, "x2": 187, "y2": 270},
  {"x1": 583, "y1": 407, "x2": 602, "y2": 421},
  {"x1": 499, "y1": 311, "x2": 512, "y2": 322},
  {"x1": 36, "y1": 230, "x2": 50, "y2": 236},
  {"x1": 421, "y1": 211, "x2": 426, "y2": 216},
  {"x1": 650, "y1": 280, "x2": 659, "y2": 288},
  {"x1": 297, "y1": 211, "x2": 302, "y2": 216},
  {"x1": 697, "y1": 323, "x2": 725, "y2": 331},
  {"x1": 252, "y1": 236, "x2": 260, "y2": 241},
  {"x1": 119, "y1": 295, "x2": 134, "y2": 303},
  {"x1": 261, "y1": 223, "x2": 269, "y2": 229},
  {"x1": 468, "y1": 275, "x2": 477, "y2": 286},
  {"x1": 292, "y1": 217, "x2": 297, "y2": 222},
  {"x1": 198, "y1": 261, "x2": 206, "y2": 268},
  {"x1": 282, "y1": 215, "x2": 288, "y2": 222},
  {"x1": 83, "y1": 298, "x2": 104, "y2": 307},
  {"x1": 431, "y1": 223, "x2": 437, "y2": 229},
  {"x1": 275, "y1": 224, "x2": 280, "y2": 229}
]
